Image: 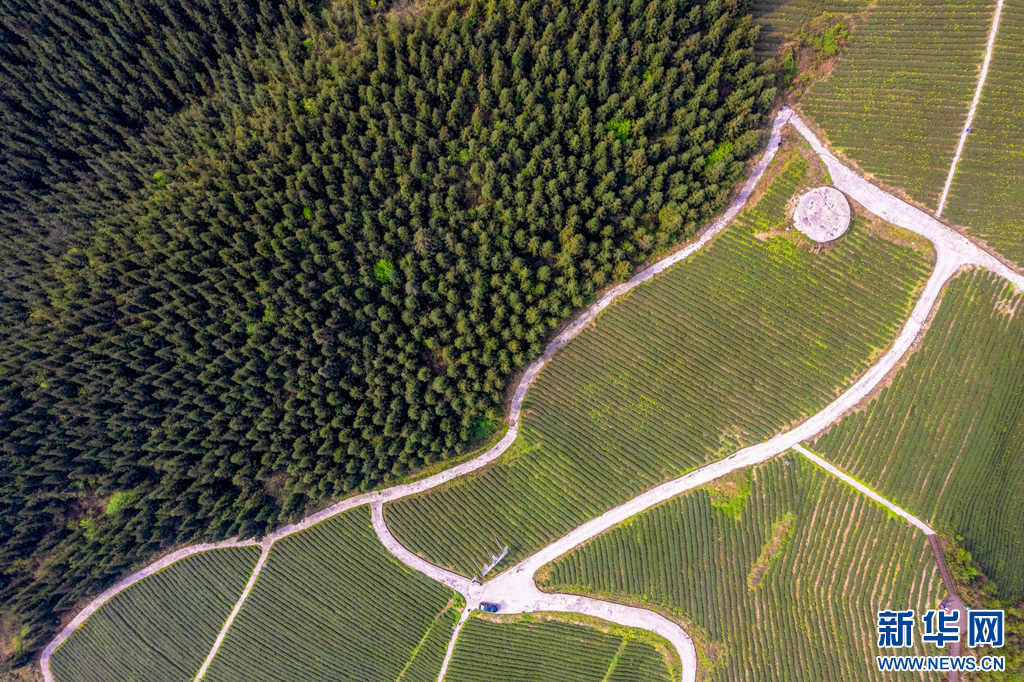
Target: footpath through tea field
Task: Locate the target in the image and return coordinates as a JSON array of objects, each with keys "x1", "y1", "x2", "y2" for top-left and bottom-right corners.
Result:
[
  {"x1": 48, "y1": 547, "x2": 260, "y2": 682},
  {"x1": 201, "y1": 507, "x2": 456, "y2": 682},
  {"x1": 943, "y1": 1, "x2": 1024, "y2": 267},
  {"x1": 802, "y1": 0, "x2": 996, "y2": 208},
  {"x1": 812, "y1": 270, "x2": 1024, "y2": 597}
]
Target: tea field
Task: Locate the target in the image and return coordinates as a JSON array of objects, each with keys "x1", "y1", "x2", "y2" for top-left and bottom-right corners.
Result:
[
  {"x1": 942, "y1": 2, "x2": 1024, "y2": 268},
  {"x1": 802, "y1": 0, "x2": 995, "y2": 208},
  {"x1": 400, "y1": 608, "x2": 461, "y2": 682},
  {"x1": 446, "y1": 617, "x2": 673, "y2": 682},
  {"x1": 203, "y1": 507, "x2": 456, "y2": 682},
  {"x1": 813, "y1": 270, "x2": 1024, "y2": 598},
  {"x1": 49, "y1": 546, "x2": 261, "y2": 682},
  {"x1": 541, "y1": 457, "x2": 946, "y2": 682},
  {"x1": 386, "y1": 157, "x2": 932, "y2": 578}
]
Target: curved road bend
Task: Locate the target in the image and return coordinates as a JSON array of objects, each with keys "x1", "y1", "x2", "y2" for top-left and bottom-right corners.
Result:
[
  {"x1": 423, "y1": 248, "x2": 955, "y2": 682},
  {"x1": 371, "y1": 501, "x2": 699, "y2": 682},
  {"x1": 789, "y1": 114, "x2": 1024, "y2": 290}
]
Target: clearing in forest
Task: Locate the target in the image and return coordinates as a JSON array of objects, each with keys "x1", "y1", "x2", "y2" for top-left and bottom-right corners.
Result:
[
  {"x1": 445, "y1": 616, "x2": 674, "y2": 682},
  {"x1": 540, "y1": 457, "x2": 945, "y2": 682},
  {"x1": 943, "y1": 1, "x2": 1024, "y2": 267},
  {"x1": 813, "y1": 270, "x2": 1024, "y2": 598},
  {"x1": 202, "y1": 507, "x2": 455, "y2": 682},
  {"x1": 385, "y1": 154, "x2": 932, "y2": 578},
  {"x1": 48, "y1": 546, "x2": 261, "y2": 682},
  {"x1": 801, "y1": 0, "x2": 995, "y2": 208}
]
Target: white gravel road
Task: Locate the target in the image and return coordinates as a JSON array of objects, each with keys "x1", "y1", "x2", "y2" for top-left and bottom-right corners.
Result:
[
  {"x1": 421, "y1": 115, "x2": 1024, "y2": 682},
  {"x1": 790, "y1": 114, "x2": 1024, "y2": 290}
]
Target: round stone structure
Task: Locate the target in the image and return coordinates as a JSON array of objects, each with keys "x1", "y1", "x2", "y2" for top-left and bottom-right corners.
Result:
[{"x1": 794, "y1": 186, "x2": 851, "y2": 242}]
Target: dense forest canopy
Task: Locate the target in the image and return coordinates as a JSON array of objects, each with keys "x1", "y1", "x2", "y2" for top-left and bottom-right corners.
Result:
[{"x1": 0, "y1": 0, "x2": 775, "y2": 661}]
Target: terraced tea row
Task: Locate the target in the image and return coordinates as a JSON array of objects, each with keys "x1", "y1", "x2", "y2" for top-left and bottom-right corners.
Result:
[
  {"x1": 201, "y1": 507, "x2": 455, "y2": 682},
  {"x1": 49, "y1": 507, "x2": 458, "y2": 682},
  {"x1": 446, "y1": 617, "x2": 673, "y2": 682},
  {"x1": 802, "y1": 0, "x2": 996, "y2": 208},
  {"x1": 540, "y1": 457, "x2": 945, "y2": 682},
  {"x1": 814, "y1": 269, "x2": 1024, "y2": 597},
  {"x1": 385, "y1": 156, "x2": 932, "y2": 578},
  {"x1": 944, "y1": 0, "x2": 1024, "y2": 267},
  {"x1": 49, "y1": 547, "x2": 260, "y2": 682},
  {"x1": 401, "y1": 608, "x2": 462, "y2": 682}
]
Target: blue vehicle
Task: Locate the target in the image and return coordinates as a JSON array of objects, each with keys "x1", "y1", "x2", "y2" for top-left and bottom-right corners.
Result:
[{"x1": 479, "y1": 602, "x2": 500, "y2": 613}]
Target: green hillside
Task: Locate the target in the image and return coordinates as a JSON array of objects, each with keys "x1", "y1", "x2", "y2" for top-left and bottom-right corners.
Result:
[
  {"x1": 814, "y1": 270, "x2": 1024, "y2": 598},
  {"x1": 204, "y1": 507, "x2": 454, "y2": 682}
]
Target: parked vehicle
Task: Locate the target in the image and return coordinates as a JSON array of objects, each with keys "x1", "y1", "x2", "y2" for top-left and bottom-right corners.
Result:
[{"x1": 479, "y1": 602, "x2": 500, "y2": 613}]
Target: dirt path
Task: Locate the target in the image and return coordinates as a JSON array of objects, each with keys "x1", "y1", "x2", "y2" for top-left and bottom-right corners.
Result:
[
  {"x1": 936, "y1": 0, "x2": 1007, "y2": 217},
  {"x1": 41, "y1": 110, "x2": 1024, "y2": 682},
  {"x1": 193, "y1": 541, "x2": 272, "y2": 680},
  {"x1": 38, "y1": 537, "x2": 262, "y2": 682},
  {"x1": 790, "y1": 113, "x2": 1024, "y2": 291},
  {"x1": 418, "y1": 116, "x2": 1024, "y2": 681},
  {"x1": 792, "y1": 444, "x2": 935, "y2": 533}
]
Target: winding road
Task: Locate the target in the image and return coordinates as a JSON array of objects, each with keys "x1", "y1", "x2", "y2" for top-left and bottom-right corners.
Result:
[{"x1": 40, "y1": 109, "x2": 1023, "y2": 682}]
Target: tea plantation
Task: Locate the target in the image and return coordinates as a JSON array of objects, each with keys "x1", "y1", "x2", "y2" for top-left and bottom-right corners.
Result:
[
  {"x1": 446, "y1": 617, "x2": 673, "y2": 682},
  {"x1": 943, "y1": 2, "x2": 1024, "y2": 267},
  {"x1": 802, "y1": 0, "x2": 996, "y2": 208},
  {"x1": 49, "y1": 547, "x2": 260, "y2": 682},
  {"x1": 202, "y1": 507, "x2": 455, "y2": 682},
  {"x1": 385, "y1": 157, "x2": 932, "y2": 577},
  {"x1": 540, "y1": 457, "x2": 945, "y2": 682},
  {"x1": 813, "y1": 270, "x2": 1024, "y2": 598}
]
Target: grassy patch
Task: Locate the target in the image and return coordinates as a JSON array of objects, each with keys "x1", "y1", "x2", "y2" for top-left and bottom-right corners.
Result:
[
  {"x1": 703, "y1": 469, "x2": 753, "y2": 521},
  {"x1": 746, "y1": 512, "x2": 796, "y2": 589}
]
